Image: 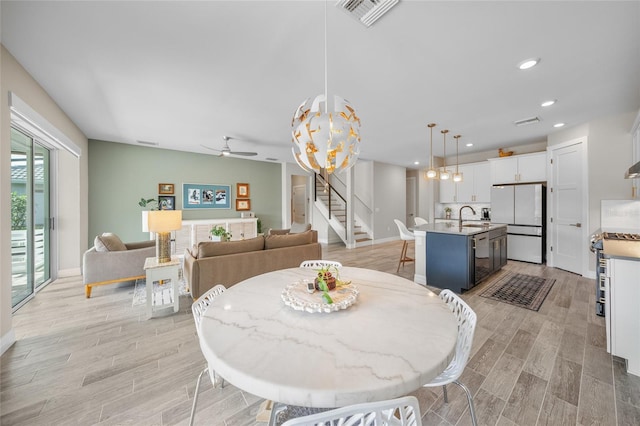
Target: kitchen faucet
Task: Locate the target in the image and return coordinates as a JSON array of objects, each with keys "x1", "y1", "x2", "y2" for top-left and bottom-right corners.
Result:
[{"x1": 459, "y1": 205, "x2": 476, "y2": 229}]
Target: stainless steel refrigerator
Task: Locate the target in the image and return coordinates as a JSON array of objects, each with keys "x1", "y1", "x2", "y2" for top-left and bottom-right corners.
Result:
[{"x1": 491, "y1": 184, "x2": 546, "y2": 263}]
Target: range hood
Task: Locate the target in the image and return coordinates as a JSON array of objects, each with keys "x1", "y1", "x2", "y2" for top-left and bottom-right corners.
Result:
[{"x1": 626, "y1": 161, "x2": 640, "y2": 179}]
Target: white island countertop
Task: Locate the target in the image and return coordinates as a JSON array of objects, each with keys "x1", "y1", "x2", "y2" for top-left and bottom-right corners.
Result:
[{"x1": 413, "y1": 222, "x2": 507, "y2": 236}]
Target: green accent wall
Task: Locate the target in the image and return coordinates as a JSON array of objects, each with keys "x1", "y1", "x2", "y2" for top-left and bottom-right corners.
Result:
[{"x1": 88, "y1": 140, "x2": 281, "y2": 246}]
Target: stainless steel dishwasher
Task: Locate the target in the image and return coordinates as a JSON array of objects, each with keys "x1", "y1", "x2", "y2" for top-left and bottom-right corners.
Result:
[{"x1": 473, "y1": 232, "x2": 491, "y2": 284}]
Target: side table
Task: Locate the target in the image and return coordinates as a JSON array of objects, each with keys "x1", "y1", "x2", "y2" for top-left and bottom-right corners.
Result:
[{"x1": 143, "y1": 256, "x2": 181, "y2": 319}]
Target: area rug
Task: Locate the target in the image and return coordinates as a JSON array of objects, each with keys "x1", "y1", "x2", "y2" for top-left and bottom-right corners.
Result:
[
  {"x1": 478, "y1": 272, "x2": 555, "y2": 311},
  {"x1": 132, "y1": 279, "x2": 190, "y2": 307}
]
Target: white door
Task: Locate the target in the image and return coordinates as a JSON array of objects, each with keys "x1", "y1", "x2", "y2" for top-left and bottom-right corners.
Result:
[
  {"x1": 292, "y1": 185, "x2": 307, "y2": 224},
  {"x1": 550, "y1": 141, "x2": 584, "y2": 274},
  {"x1": 406, "y1": 177, "x2": 416, "y2": 226}
]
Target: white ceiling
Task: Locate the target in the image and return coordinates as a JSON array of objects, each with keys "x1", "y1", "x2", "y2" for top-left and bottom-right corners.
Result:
[{"x1": 2, "y1": 1, "x2": 639, "y2": 168}]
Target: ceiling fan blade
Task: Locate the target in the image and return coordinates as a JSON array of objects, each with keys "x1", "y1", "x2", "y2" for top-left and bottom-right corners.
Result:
[
  {"x1": 229, "y1": 151, "x2": 258, "y2": 156},
  {"x1": 200, "y1": 144, "x2": 224, "y2": 156}
]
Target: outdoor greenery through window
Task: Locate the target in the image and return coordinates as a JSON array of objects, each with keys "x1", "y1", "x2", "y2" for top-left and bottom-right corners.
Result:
[{"x1": 11, "y1": 126, "x2": 51, "y2": 309}]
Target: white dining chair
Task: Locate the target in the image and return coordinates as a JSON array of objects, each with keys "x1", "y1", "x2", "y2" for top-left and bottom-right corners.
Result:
[
  {"x1": 189, "y1": 284, "x2": 227, "y2": 426},
  {"x1": 300, "y1": 260, "x2": 343, "y2": 269},
  {"x1": 414, "y1": 217, "x2": 429, "y2": 226},
  {"x1": 279, "y1": 396, "x2": 422, "y2": 426},
  {"x1": 393, "y1": 219, "x2": 415, "y2": 273},
  {"x1": 423, "y1": 290, "x2": 478, "y2": 426}
]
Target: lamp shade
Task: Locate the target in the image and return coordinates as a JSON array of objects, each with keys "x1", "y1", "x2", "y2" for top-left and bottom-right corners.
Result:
[{"x1": 147, "y1": 210, "x2": 182, "y2": 233}]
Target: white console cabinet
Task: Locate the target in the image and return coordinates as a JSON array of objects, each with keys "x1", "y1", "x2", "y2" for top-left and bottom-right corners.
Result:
[
  {"x1": 489, "y1": 152, "x2": 547, "y2": 184},
  {"x1": 172, "y1": 218, "x2": 258, "y2": 254}
]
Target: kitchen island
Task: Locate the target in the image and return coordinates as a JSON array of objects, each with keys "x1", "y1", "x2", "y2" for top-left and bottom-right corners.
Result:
[{"x1": 413, "y1": 222, "x2": 508, "y2": 293}]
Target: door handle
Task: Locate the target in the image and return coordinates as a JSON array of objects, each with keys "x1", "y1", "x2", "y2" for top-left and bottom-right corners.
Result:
[{"x1": 569, "y1": 223, "x2": 582, "y2": 228}]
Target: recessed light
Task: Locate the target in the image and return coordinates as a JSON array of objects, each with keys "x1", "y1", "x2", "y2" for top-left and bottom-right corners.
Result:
[
  {"x1": 466, "y1": 143, "x2": 473, "y2": 147},
  {"x1": 414, "y1": 161, "x2": 420, "y2": 165},
  {"x1": 541, "y1": 99, "x2": 556, "y2": 107},
  {"x1": 553, "y1": 122, "x2": 565, "y2": 128},
  {"x1": 518, "y1": 58, "x2": 540, "y2": 70}
]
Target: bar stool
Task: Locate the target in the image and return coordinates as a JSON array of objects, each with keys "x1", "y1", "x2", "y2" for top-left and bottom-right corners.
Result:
[
  {"x1": 414, "y1": 217, "x2": 429, "y2": 226},
  {"x1": 394, "y1": 219, "x2": 415, "y2": 272}
]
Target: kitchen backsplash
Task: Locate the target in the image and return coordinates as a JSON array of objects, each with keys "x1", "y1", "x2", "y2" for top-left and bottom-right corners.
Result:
[{"x1": 601, "y1": 200, "x2": 640, "y2": 232}]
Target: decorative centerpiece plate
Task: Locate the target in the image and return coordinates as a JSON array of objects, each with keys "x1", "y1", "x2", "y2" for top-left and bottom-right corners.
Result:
[{"x1": 281, "y1": 281, "x2": 359, "y2": 313}]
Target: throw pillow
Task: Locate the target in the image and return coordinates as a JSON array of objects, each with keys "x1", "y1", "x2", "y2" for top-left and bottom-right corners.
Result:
[
  {"x1": 197, "y1": 236, "x2": 265, "y2": 258},
  {"x1": 94, "y1": 233, "x2": 127, "y2": 252},
  {"x1": 289, "y1": 222, "x2": 312, "y2": 234},
  {"x1": 267, "y1": 228, "x2": 290, "y2": 236},
  {"x1": 264, "y1": 230, "x2": 313, "y2": 250}
]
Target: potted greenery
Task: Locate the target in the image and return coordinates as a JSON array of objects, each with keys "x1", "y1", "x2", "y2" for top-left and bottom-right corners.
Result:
[
  {"x1": 256, "y1": 218, "x2": 263, "y2": 235},
  {"x1": 210, "y1": 225, "x2": 232, "y2": 242},
  {"x1": 139, "y1": 198, "x2": 159, "y2": 232},
  {"x1": 138, "y1": 197, "x2": 158, "y2": 210},
  {"x1": 444, "y1": 207, "x2": 452, "y2": 219}
]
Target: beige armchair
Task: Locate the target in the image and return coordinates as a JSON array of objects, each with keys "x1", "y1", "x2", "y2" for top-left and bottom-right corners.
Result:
[{"x1": 82, "y1": 233, "x2": 155, "y2": 298}]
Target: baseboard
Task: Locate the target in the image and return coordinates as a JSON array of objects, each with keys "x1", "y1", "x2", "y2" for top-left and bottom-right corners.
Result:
[
  {"x1": 371, "y1": 236, "x2": 400, "y2": 245},
  {"x1": 1, "y1": 328, "x2": 16, "y2": 356},
  {"x1": 58, "y1": 267, "x2": 82, "y2": 277}
]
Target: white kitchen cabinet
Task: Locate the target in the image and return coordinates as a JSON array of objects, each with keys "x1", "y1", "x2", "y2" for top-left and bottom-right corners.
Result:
[
  {"x1": 472, "y1": 162, "x2": 491, "y2": 202},
  {"x1": 439, "y1": 178, "x2": 456, "y2": 203},
  {"x1": 607, "y1": 257, "x2": 640, "y2": 376},
  {"x1": 489, "y1": 152, "x2": 547, "y2": 184},
  {"x1": 454, "y1": 164, "x2": 474, "y2": 203},
  {"x1": 439, "y1": 161, "x2": 490, "y2": 203}
]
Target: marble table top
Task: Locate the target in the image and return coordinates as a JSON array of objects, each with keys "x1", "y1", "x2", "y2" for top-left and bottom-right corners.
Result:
[{"x1": 198, "y1": 266, "x2": 458, "y2": 408}]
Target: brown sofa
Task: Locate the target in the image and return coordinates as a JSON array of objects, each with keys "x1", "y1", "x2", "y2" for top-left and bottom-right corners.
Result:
[{"x1": 184, "y1": 230, "x2": 322, "y2": 299}]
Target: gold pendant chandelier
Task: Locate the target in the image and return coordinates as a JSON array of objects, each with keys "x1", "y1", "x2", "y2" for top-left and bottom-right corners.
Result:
[
  {"x1": 291, "y1": 2, "x2": 361, "y2": 175},
  {"x1": 424, "y1": 123, "x2": 438, "y2": 179},
  {"x1": 439, "y1": 129, "x2": 450, "y2": 180},
  {"x1": 424, "y1": 123, "x2": 463, "y2": 182},
  {"x1": 453, "y1": 134, "x2": 463, "y2": 182}
]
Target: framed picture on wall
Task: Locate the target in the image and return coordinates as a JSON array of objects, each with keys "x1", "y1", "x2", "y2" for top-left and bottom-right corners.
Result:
[
  {"x1": 158, "y1": 183, "x2": 174, "y2": 194},
  {"x1": 158, "y1": 196, "x2": 175, "y2": 210},
  {"x1": 236, "y1": 199, "x2": 251, "y2": 211},
  {"x1": 183, "y1": 183, "x2": 231, "y2": 209},
  {"x1": 236, "y1": 183, "x2": 250, "y2": 198}
]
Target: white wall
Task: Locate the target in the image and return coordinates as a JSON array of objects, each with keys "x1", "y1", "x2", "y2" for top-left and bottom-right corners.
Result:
[
  {"x1": 372, "y1": 162, "x2": 407, "y2": 240},
  {"x1": 1, "y1": 45, "x2": 88, "y2": 353},
  {"x1": 548, "y1": 111, "x2": 636, "y2": 275},
  {"x1": 548, "y1": 112, "x2": 635, "y2": 236}
]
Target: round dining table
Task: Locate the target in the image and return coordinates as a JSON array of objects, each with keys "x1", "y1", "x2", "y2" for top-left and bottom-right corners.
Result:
[{"x1": 198, "y1": 266, "x2": 458, "y2": 408}]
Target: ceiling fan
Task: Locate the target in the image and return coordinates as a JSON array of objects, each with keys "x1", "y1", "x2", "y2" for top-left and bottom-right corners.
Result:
[{"x1": 201, "y1": 136, "x2": 258, "y2": 157}]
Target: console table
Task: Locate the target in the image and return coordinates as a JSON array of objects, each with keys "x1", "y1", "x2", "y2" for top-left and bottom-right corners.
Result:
[{"x1": 172, "y1": 218, "x2": 258, "y2": 254}]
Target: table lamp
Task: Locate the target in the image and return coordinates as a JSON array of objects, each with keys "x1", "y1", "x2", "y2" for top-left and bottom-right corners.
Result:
[{"x1": 147, "y1": 210, "x2": 182, "y2": 263}]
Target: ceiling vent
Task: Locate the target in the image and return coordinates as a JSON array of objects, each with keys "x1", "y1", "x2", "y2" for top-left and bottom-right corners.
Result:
[
  {"x1": 336, "y1": 0, "x2": 399, "y2": 27},
  {"x1": 514, "y1": 116, "x2": 541, "y2": 127}
]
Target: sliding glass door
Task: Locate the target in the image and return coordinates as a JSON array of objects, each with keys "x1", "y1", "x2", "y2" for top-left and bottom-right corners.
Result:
[{"x1": 11, "y1": 127, "x2": 51, "y2": 309}]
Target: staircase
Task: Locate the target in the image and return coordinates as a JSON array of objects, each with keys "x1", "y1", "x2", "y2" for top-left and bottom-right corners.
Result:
[{"x1": 314, "y1": 174, "x2": 372, "y2": 247}]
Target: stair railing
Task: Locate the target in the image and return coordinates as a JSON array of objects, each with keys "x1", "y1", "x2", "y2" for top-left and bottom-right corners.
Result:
[{"x1": 314, "y1": 172, "x2": 347, "y2": 238}]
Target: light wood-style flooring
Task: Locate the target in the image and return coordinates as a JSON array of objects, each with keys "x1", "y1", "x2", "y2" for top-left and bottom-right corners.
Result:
[{"x1": 2, "y1": 241, "x2": 639, "y2": 425}]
